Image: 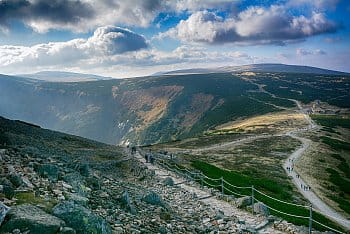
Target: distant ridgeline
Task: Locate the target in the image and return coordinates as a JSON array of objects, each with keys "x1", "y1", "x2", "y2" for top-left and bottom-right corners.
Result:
[{"x1": 0, "y1": 65, "x2": 349, "y2": 145}]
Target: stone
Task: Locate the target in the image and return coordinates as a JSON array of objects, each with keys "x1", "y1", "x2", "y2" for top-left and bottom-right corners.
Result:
[
  {"x1": 66, "y1": 193, "x2": 89, "y2": 206},
  {"x1": 235, "y1": 196, "x2": 252, "y2": 208},
  {"x1": 53, "y1": 201, "x2": 112, "y2": 234},
  {"x1": 8, "y1": 174, "x2": 23, "y2": 188},
  {"x1": 253, "y1": 202, "x2": 269, "y2": 216},
  {"x1": 0, "y1": 202, "x2": 11, "y2": 226},
  {"x1": 21, "y1": 177, "x2": 34, "y2": 189},
  {"x1": 79, "y1": 164, "x2": 90, "y2": 177},
  {"x1": 36, "y1": 164, "x2": 59, "y2": 181},
  {"x1": 163, "y1": 177, "x2": 174, "y2": 186},
  {"x1": 0, "y1": 178, "x2": 15, "y2": 200},
  {"x1": 0, "y1": 205, "x2": 65, "y2": 234},
  {"x1": 118, "y1": 191, "x2": 136, "y2": 214},
  {"x1": 142, "y1": 191, "x2": 165, "y2": 207},
  {"x1": 58, "y1": 227, "x2": 76, "y2": 234}
]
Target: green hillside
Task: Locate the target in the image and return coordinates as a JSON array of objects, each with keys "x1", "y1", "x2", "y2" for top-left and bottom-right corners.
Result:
[{"x1": 1, "y1": 71, "x2": 349, "y2": 145}]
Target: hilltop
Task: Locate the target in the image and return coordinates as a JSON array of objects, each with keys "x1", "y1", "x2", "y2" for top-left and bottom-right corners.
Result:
[{"x1": 1, "y1": 66, "x2": 349, "y2": 146}]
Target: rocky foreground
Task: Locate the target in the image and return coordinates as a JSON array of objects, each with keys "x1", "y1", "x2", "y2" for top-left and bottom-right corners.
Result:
[{"x1": 0, "y1": 117, "x2": 313, "y2": 233}]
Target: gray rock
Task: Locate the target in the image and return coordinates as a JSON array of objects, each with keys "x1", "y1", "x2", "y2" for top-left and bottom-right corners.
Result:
[
  {"x1": 235, "y1": 196, "x2": 252, "y2": 208},
  {"x1": 8, "y1": 174, "x2": 23, "y2": 188},
  {"x1": 53, "y1": 201, "x2": 112, "y2": 234},
  {"x1": 79, "y1": 164, "x2": 90, "y2": 177},
  {"x1": 0, "y1": 178, "x2": 15, "y2": 199},
  {"x1": 253, "y1": 202, "x2": 269, "y2": 216},
  {"x1": 163, "y1": 177, "x2": 174, "y2": 186},
  {"x1": 142, "y1": 191, "x2": 165, "y2": 207},
  {"x1": 36, "y1": 164, "x2": 59, "y2": 181},
  {"x1": 66, "y1": 193, "x2": 89, "y2": 206},
  {"x1": 118, "y1": 191, "x2": 136, "y2": 214},
  {"x1": 0, "y1": 202, "x2": 11, "y2": 226},
  {"x1": 0, "y1": 204, "x2": 65, "y2": 234},
  {"x1": 58, "y1": 227, "x2": 76, "y2": 234}
]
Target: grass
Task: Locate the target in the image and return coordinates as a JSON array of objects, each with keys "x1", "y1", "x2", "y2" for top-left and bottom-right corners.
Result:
[
  {"x1": 310, "y1": 115, "x2": 350, "y2": 129},
  {"x1": 14, "y1": 192, "x2": 57, "y2": 213},
  {"x1": 190, "y1": 160, "x2": 346, "y2": 232},
  {"x1": 320, "y1": 136, "x2": 350, "y2": 151}
]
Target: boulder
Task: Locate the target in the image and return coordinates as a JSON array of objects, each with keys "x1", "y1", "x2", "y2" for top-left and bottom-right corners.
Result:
[
  {"x1": 163, "y1": 177, "x2": 174, "y2": 186},
  {"x1": 66, "y1": 193, "x2": 89, "y2": 206},
  {"x1": 36, "y1": 164, "x2": 59, "y2": 181},
  {"x1": 53, "y1": 201, "x2": 112, "y2": 234},
  {"x1": 253, "y1": 202, "x2": 269, "y2": 216},
  {"x1": 8, "y1": 174, "x2": 23, "y2": 188},
  {"x1": 0, "y1": 205, "x2": 65, "y2": 233},
  {"x1": 58, "y1": 227, "x2": 76, "y2": 234},
  {"x1": 0, "y1": 178, "x2": 15, "y2": 199},
  {"x1": 142, "y1": 191, "x2": 165, "y2": 207},
  {"x1": 0, "y1": 202, "x2": 11, "y2": 226},
  {"x1": 79, "y1": 164, "x2": 90, "y2": 177},
  {"x1": 118, "y1": 191, "x2": 136, "y2": 214},
  {"x1": 235, "y1": 196, "x2": 252, "y2": 208}
]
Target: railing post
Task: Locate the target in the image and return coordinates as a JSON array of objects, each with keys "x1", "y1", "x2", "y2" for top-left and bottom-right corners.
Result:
[
  {"x1": 221, "y1": 177, "x2": 224, "y2": 195},
  {"x1": 251, "y1": 185, "x2": 255, "y2": 215},
  {"x1": 200, "y1": 174, "x2": 204, "y2": 188},
  {"x1": 309, "y1": 204, "x2": 313, "y2": 234}
]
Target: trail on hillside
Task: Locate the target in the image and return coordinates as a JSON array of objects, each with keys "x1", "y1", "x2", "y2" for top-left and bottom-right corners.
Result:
[
  {"x1": 186, "y1": 77, "x2": 350, "y2": 229},
  {"x1": 133, "y1": 150, "x2": 285, "y2": 233},
  {"x1": 284, "y1": 100, "x2": 350, "y2": 229}
]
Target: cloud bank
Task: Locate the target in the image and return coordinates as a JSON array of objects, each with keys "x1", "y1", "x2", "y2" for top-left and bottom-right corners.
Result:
[{"x1": 158, "y1": 5, "x2": 338, "y2": 45}]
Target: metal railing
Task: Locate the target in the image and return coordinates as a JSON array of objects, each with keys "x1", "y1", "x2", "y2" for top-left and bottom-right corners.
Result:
[{"x1": 156, "y1": 159, "x2": 347, "y2": 234}]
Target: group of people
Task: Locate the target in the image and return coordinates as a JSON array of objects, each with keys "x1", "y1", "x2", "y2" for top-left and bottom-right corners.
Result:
[
  {"x1": 286, "y1": 159, "x2": 312, "y2": 192},
  {"x1": 301, "y1": 184, "x2": 311, "y2": 191}
]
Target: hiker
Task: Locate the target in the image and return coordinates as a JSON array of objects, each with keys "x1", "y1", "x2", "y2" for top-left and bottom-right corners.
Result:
[
  {"x1": 150, "y1": 155, "x2": 155, "y2": 164},
  {"x1": 145, "y1": 154, "x2": 148, "y2": 163}
]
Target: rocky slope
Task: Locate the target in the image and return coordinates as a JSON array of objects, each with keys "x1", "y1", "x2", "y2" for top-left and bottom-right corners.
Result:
[{"x1": 0, "y1": 116, "x2": 308, "y2": 234}]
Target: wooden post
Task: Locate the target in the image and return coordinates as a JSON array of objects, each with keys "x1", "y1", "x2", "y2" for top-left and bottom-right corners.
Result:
[
  {"x1": 251, "y1": 185, "x2": 255, "y2": 215},
  {"x1": 200, "y1": 174, "x2": 204, "y2": 188},
  {"x1": 309, "y1": 204, "x2": 313, "y2": 234},
  {"x1": 221, "y1": 177, "x2": 224, "y2": 195}
]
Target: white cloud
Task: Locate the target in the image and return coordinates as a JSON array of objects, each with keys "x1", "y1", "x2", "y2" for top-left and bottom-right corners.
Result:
[
  {"x1": 296, "y1": 48, "x2": 326, "y2": 56},
  {"x1": 0, "y1": 26, "x2": 148, "y2": 68},
  {"x1": 0, "y1": 31, "x2": 256, "y2": 77},
  {"x1": 158, "y1": 5, "x2": 338, "y2": 45}
]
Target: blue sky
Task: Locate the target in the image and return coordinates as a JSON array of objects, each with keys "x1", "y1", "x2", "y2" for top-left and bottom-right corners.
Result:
[{"x1": 0, "y1": 0, "x2": 349, "y2": 77}]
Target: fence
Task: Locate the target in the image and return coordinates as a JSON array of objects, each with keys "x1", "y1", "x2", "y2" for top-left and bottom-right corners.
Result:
[{"x1": 156, "y1": 159, "x2": 347, "y2": 234}]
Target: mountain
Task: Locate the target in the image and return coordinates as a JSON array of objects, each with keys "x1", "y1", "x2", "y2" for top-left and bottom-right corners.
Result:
[
  {"x1": 161, "y1": 63, "x2": 348, "y2": 76},
  {"x1": 18, "y1": 71, "x2": 114, "y2": 82},
  {"x1": 1, "y1": 65, "x2": 349, "y2": 145}
]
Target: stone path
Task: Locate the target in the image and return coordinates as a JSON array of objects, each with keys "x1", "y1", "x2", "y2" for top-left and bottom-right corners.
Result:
[{"x1": 134, "y1": 151, "x2": 290, "y2": 233}]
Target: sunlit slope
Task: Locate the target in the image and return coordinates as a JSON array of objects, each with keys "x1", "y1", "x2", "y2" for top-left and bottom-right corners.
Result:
[{"x1": 1, "y1": 71, "x2": 349, "y2": 145}]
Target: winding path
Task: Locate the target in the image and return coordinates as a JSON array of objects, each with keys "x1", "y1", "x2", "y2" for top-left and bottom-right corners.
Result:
[{"x1": 284, "y1": 101, "x2": 350, "y2": 230}]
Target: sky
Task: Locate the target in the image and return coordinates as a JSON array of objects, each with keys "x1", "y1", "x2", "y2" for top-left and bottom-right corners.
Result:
[{"x1": 0, "y1": 0, "x2": 349, "y2": 78}]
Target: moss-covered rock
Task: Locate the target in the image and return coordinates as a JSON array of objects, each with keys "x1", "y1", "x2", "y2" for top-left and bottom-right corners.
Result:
[
  {"x1": 0, "y1": 204, "x2": 65, "y2": 233},
  {"x1": 53, "y1": 201, "x2": 112, "y2": 234}
]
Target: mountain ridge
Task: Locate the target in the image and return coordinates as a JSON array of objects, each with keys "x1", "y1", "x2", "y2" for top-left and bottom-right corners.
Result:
[{"x1": 157, "y1": 63, "x2": 349, "y2": 76}]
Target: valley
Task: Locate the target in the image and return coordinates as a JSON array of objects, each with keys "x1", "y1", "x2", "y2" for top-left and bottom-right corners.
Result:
[{"x1": 1, "y1": 65, "x2": 350, "y2": 233}]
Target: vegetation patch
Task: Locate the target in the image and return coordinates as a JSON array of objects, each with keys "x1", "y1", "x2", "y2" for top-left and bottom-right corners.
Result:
[
  {"x1": 320, "y1": 136, "x2": 350, "y2": 151},
  {"x1": 311, "y1": 115, "x2": 350, "y2": 129},
  {"x1": 191, "y1": 160, "x2": 345, "y2": 232}
]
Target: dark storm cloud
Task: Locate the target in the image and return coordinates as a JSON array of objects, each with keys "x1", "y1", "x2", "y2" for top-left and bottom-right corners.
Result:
[{"x1": 0, "y1": 0, "x2": 94, "y2": 26}]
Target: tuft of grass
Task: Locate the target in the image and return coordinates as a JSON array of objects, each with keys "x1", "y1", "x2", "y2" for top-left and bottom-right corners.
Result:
[{"x1": 15, "y1": 192, "x2": 57, "y2": 213}]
